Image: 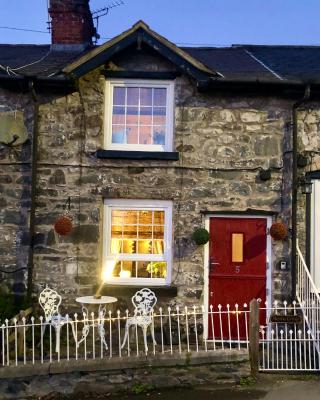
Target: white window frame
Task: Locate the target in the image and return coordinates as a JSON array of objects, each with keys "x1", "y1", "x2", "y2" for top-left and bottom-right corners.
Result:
[
  {"x1": 103, "y1": 199, "x2": 173, "y2": 286},
  {"x1": 310, "y1": 180, "x2": 320, "y2": 291},
  {"x1": 104, "y1": 79, "x2": 174, "y2": 152}
]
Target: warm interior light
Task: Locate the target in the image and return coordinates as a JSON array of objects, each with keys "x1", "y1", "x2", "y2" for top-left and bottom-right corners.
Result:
[
  {"x1": 102, "y1": 259, "x2": 118, "y2": 282},
  {"x1": 119, "y1": 270, "x2": 131, "y2": 278}
]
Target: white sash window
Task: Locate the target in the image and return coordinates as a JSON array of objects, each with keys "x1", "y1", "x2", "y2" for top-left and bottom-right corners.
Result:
[
  {"x1": 104, "y1": 79, "x2": 174, "y2": 152},
  {"x1": 103, "y1": 199, "x2": 172, "y2": 286}
]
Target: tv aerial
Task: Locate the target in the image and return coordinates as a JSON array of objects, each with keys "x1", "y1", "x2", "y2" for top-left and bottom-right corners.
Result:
[{"x1": 92, "y1": 1, "x2": 125, "y2": 43}]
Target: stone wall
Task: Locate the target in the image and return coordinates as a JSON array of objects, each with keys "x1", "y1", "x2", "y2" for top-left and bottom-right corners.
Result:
[
  {"x1": 296, "y1": 107, "x2": 320, "y2": 263},
  {"x1": 30, "y1": 59, "x2": 294, "y2": 307},
  {"x1": 0, "y1": 89, "x2": 34, "y2": 294},
  {"x1": 0, "y1": 350, "x2": 250, "y2": 399},
  {"x1": 0, "y1": 49, "x2": 298, "y2": 307}
]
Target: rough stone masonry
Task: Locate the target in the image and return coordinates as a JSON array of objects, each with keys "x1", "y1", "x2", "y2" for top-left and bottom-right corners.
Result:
[{"x1": 0, "y1": 48, "x2": 315, "y2": 308}]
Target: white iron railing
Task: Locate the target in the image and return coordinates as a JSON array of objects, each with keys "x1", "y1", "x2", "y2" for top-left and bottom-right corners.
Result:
[
  {"x1": 259, "y1": 301, "x2": 320, "y2": 371},
  {"x1": 0, "y1": 304, "x2": 249, "y2": 367},
  {"x1": 296, "y1": 243, "x2": 320, "y2": 356}
]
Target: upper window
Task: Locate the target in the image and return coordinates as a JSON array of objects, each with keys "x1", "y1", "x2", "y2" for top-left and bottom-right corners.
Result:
[
  {"x1": 104, "y1": 80, "x2": 174, "y2": 151},
  {"x1": 103, "y1": 199, "x2": 172, "y2": 286}
]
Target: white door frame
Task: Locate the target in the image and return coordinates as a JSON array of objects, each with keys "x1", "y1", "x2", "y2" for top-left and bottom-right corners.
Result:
[{"x1": 203, "y1": 214, "x2": 273, "y2": 339}]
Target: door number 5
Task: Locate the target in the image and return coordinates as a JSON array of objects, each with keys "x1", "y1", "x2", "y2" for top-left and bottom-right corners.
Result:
[{"x1": 235, "y1": 266, "x2": 241, "y2": 274}]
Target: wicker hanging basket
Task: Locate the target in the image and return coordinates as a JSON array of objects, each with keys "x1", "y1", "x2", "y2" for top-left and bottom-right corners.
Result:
[
  {"x1": 269, "y1": 222, "x2": 288, "y2": 241},
  {"x1": 54, "y1": 214, "x2": 73, "y2": 236}
]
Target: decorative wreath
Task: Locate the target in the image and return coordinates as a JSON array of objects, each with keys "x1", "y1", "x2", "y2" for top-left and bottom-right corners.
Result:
[
  {"x1": 192, "y1": 228, "x2": 210, "y2": 245},
  {"x1": 269, "y1": 222, "x2": 288, "y2": 241}
]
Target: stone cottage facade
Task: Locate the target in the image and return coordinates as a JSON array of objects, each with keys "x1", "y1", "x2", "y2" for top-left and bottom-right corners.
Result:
[{"x1": 1, "y1": 0, "x2": 320, "y2": 313}]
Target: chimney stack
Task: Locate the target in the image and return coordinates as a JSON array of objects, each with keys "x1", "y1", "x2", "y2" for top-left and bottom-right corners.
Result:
[{"x1": 49, "y1": 0, "x2": 95, "y2": 50}]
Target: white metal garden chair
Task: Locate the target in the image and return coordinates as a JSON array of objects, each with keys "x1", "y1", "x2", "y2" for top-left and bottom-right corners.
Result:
[
  {"x1": 121, "y1": 288, "x2": 157, "y2": 353},
  {"x1": 38, "y1": 286, "x2": 74, "y2": 353}
]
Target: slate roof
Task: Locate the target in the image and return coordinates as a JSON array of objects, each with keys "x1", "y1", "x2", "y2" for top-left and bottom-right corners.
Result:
[
  {"x1": 1, "y1": 40, "x2": 320, "y2": 84},
  {"x1": 181, "y1": 47, "x2": 279, "y2": 81},
  {"x1": 242, "y1": 45, "x2": 320, "y2": 81},
  {"x1": 0, "y1": 44, "x2": 89, "y2": 77}
]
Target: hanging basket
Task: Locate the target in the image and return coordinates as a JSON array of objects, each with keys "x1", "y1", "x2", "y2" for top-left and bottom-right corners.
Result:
[
  {"x1": 192, "y1": 228, "x2": 210, "y2": 245},
  {"x1": 269, "y1": 222, "x2": 288, "y2": 241},
  {"x1": 54, "y1": 214, "x2": 73, "y2": 236}
]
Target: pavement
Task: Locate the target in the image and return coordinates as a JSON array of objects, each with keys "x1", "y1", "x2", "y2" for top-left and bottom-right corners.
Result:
[{"x1": 45, "y1": 374, "x2": 320, "y2": 400}]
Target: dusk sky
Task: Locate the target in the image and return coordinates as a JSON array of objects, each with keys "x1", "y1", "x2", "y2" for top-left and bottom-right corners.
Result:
[{"x1": 0, "y1": 0, "x2": 320, "y2": 46}]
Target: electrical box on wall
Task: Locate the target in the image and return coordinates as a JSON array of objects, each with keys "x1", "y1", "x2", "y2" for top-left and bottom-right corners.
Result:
[
  {"x1": 276, "y1": 259, "x2": 288, "y2": 270},
  {"x1": 280, "y1": 261, "x2": 287, "y2": 270}
]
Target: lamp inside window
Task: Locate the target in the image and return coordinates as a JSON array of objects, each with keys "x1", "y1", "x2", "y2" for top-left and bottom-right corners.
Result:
[{"x1": 109, "y1": 209, "x2": 166, "y2": 279}]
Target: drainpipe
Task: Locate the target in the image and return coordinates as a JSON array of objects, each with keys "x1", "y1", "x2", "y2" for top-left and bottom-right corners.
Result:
[
  {"x1": 291, "y1": 85, "x2": 310, "y2": 300},
  {"x1": 26, "y1": 81, "x2": 39, "y2": 301}
]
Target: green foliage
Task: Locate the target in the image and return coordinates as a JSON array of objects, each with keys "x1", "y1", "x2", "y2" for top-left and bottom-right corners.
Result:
[
  {"x1": 239, "y1": 376, "x2": 257, "y2": 386},
  {"x1": 132, "y1": 383, "x2": 155, "y2": 394},
  {"x1": 0, "y1": 284, "x2": 32, "y2": 321},
  {"x1": 192, "y1": 228, "x2": 210, "y2": 245}
]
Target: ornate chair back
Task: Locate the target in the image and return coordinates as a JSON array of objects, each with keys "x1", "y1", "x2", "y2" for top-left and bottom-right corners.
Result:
[
  {"x1": 39, "y1": 287, "x2": 62, "y2": 322},
  {"x1": 131, "y1": 288, "x2": 157, "y2": 316}
]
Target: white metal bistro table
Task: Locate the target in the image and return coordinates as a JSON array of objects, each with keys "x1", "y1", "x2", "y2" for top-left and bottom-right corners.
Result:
[{"x1": 75, "y1": 296, "x2": 118, "y2": 350}]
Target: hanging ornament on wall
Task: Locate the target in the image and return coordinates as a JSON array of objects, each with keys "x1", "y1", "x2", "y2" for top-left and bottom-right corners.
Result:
[
  {"x1": 269, "y1": 222, "x2": 288, "y2": 241},
  {"x1": 54, "y1": 197, "x2": 73, "y2": 236},
  {"x1": 192, "y1": 228, "x2": 210, "y2": 245}
]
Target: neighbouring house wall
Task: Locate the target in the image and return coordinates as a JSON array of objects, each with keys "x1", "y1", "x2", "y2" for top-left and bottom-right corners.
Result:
[
  {"x1": 29, "y1": 50, "x2": 294, "y2": 309},
  {"x1": 296, "y1": 107, "x2": 320, "y2": 262},
  {"x1": 0, "y1": 89, "x2": 34, "y2": 294}
]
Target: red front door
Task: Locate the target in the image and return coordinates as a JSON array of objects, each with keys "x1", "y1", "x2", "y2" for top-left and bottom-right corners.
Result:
[{"x1": 208, "y1": 217, "x2": 267, "y2": 339}]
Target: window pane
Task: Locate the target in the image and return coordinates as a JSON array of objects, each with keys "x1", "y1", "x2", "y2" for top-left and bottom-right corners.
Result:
[
  {"x1": 232, "y1": 233, "x2": 244, "y2": 263},
  {"x1": 153, "y1": 225, "x2": 164, "y2": 239},
  {"x1": 153, "y1": 88, "x2": 166, "y2": 106},
  {"x1": 111, "y1": 225, "x2": 122, "y2": 238},
  {"x1": 122, "y1": 225, "x2": 137, "y2": 239},
  {"x1": 137, "y1": 261, "x2": 151, "y2": 278},
  {"x1": 145, "y1": 262, "x2": 167, "y2": 278},
  {"x1": 112, "y1": 261, "x2": 121, "y2": 277},
  {"x1": 112, "y1": 106, "x2": 125, "y2": 124},
  {"x1": 110, "y1": 238, "x2": 122, "y2": 253},
  {"x1": 113, "y1": 87, "x2": 125, "y2": 105},
  {"x1": 153, "y1": 240, "x2": 164, "y2": 254},
  {"x1": 138, "y1": 240, "x2": 152, "y2": 254},
  {"x1": 139, "y1": 126, "x2": 152, "y2": 145},
  {"x1": 120, "y1": 261, "x2": 135, "y2": 278},
  {"x1": 127, "y1": 87, "x2": 139, "y2": 105},
  {"x1": 139, "y1": 107, "x2": 152, "y2": 126},
  {"x1": 126, "y1": 107, "x2": 139, "y2": 125},
  {"x1": 112, "y1": 126, "x2": 127, "y2": 144},
  {"x1": 127, "y1": 126, "x2": 138, "y2": 144},
  {"x1": 153, "y1": 128, "x2": 166, "y2": 145},
  {"x1": 139, "y1": 211, "x2": 152, "y2": 225},
  {"x1": 154, "y1": 211, "x2": 165, "y2": 225},
  {"x1": 138, "y1": 224, "x2": 152, "y2": 239},
  {"x1": 122, "y1": 239, "x2": 137, "y2": 253},
  {"x1": 140, "y1": 88, "x2": 152, "y2": 106},
  {"x1": 153, "y1": 113, "x2": 166, "y2": 125},
  {"x1": 123, "y1": 210, "x2": 138, "y2": 225},
  {"x1": 110, "y1": 84, "x2": 171, "y2": 149},
  {"x1": 111, "y1": 210, "x2": 124, "y2": 224},
  {"x1": 111, "y1": 210, "x2": 164, "y2": 256}
]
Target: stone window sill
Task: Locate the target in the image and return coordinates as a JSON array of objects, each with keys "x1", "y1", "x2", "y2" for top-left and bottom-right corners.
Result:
[
  {"x1": 96, "y1": 150, "x2": 179, "y2": 161},
  {"x1": 95, "y1": 285, "x2": 178, "y2": 298}
]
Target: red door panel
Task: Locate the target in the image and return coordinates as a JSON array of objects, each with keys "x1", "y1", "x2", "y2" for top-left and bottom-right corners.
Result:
[{"x1": 208, "y1": 217, "x2": 267, "y2": 339}]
